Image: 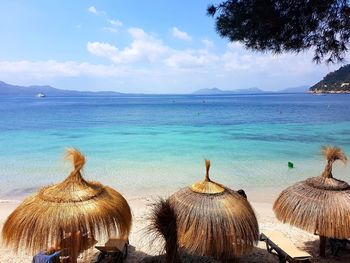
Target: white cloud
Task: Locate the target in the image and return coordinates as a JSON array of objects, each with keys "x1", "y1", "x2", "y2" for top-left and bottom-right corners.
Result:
[
  {"x1": 0, "y1": 60, "x2": 129, "y2": 79},
  {"x1": 164, "y1": 51, "x2": 214, "y2": 68},
  {"x1": 171, "y1": 27, "x2": 192, "y2": 41},
  {"x1": 87, "y1": 42, "x2": 118, "y2": 58},
  {"x1": 0, "y1": 55, "x2": 339, "y2": 93},
  {"x1": 103, "y1": 27, "x2": 118, "y2": 33},
  {"x1": 202, "y1": 38, "x2": 214, "y2": 49},
  {"x1": 87, "y1": 27, "x2": 169, "y2": 64},
  {"x1": 86, "y1": 27, "x2": 341, "y2": 78},
  {"x1": 87, "y1": 6, "x2": 97, "y2": 14},
  {"x1": 84, "y1": 27, "x2": 343, "y2": 91},
  {"x1": 108, "y1": 19, "x2": 123, "y2": 27},
  {"x1": 227, "y1": 41, "x2": 244, "y2": 50},
  {"x1": 220, "y1": 44, "x2": 331, "y2": 76},
  {"x1": 1, "y1": 27, "x2": 344, "y2": 93},
  {"x1": 87, "y1": 6, "x2": 105, "y2": 15},
  {"x1": 128, "y1": 27, "x2": 148, "y2": 39},
  {"x1": 87, "y1": 27, "x2": 212, "y2": 68}
]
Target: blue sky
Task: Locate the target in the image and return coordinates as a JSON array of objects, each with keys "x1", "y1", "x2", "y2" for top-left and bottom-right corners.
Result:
[{"x1": 0, "y1": 0, "x2": 345, "y2": 93}]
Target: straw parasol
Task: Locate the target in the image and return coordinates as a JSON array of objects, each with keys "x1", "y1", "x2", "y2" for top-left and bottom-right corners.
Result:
[
  {"x1": 2, "y1": 148, "x2": 132, "y2": 262},
  {"x1": 273, "y1": 146, "x2": 349, "y2": 257},
  {"x1": 149, "y1": 160, "x2": 259, "y2": 262}
]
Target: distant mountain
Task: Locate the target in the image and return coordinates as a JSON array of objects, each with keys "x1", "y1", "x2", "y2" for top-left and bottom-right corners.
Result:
[
  {"x1": 192, "y1": 87, "x2": 264, "y2": 95},
  {"x1": 0, "y1": 81, "x2": 124, "y2": 96},
  {"x1": 278, "y1": 85, "x2": 309, "y2": 93},
  {"x1": 1, "y1": 80, "x2": 312, "y2": 97},
  {"x1": 310, "y1": 64, "x2": 350, "y2": 93},
  {"x1": 192, "y1": 86, "x2": 309, "y2": 95}
]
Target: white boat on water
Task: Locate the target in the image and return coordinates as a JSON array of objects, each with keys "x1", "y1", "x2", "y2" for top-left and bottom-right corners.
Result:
[{"x1": 36, "y1": 92, "x2": 46, "y2": 98}]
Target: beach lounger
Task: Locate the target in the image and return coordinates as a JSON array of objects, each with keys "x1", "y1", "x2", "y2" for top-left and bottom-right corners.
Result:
[
  {"x1": 260, "y1": 231, "x2": 312, "y2": 263},
  {"x1": 94, "y1": 239, "x2": 128, "y2": 263}
]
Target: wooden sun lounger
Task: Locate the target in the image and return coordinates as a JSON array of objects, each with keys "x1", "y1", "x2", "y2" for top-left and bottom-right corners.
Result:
[
  {"x1": 94, "y1": 238, "x2": 128, "y2": 263},
  {"x1": 260, "y1": 231, "x2": 312, "y2": 263}
]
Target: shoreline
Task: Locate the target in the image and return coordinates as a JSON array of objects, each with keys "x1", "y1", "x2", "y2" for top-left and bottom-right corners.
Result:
[
  {"x1": 309, "y1": 90, "x2": 350, "y2": 94},
  {"x1": 0, "y1": 184, "x2": 285, "y2": 205}
]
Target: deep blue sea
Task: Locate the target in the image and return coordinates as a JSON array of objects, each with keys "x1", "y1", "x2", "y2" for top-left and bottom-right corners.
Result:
[{"x1": 1, "y1": 93, "x2": 350, "y2": 201}]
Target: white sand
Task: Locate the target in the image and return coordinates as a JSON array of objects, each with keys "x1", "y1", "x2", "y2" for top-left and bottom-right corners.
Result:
[{"x1": 1, "y1": 195, "x2": 349, "y2": 263}]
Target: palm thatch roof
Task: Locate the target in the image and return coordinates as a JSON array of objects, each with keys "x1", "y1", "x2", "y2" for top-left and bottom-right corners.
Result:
[
  {"x1": 149, "y1": 160, "x2": 259, "y2": 262},
  {"x1": 274, "y1": 146, "x2": 350, "y2": 239},
  {"x1": 148, "y1": 199, "x2": 180, "y2": 263},
  {"x1": 2, "y1": 148, "x2": 132, "y2": 259}
]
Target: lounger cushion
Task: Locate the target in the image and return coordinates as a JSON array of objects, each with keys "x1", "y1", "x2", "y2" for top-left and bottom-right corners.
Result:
[{"x1": 262, "y1": 231, "x2": 311, "y2": 259}]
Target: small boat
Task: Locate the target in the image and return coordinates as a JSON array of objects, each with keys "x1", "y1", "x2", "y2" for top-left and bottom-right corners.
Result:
[{"x1": 36, "y1": 92, "x2": 46, "y2": 98}]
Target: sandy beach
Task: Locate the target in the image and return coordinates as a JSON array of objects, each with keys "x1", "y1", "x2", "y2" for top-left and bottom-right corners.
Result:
[
  {"x1": 1, "y1": 192, "x2": 350, "y2": 263},
  {"x1": 2, "y1": 0, "x2": 350, "y2": 261}
]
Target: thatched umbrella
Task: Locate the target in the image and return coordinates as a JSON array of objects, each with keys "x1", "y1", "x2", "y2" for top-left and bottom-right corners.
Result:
[
  {"x1": 149, "y1": 160, "x2": 259, "y2": 262},
  {"x1": 2, "y1": 148, "x2": 132, "y2": 262},
  {"x1": 273, "y1": 146, "x2": 349, "y2": 257}
]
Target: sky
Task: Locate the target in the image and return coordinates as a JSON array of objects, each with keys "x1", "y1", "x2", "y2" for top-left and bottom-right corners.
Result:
[{"x1": 0, "y1": 0, "x2": 347, "y2": 93}]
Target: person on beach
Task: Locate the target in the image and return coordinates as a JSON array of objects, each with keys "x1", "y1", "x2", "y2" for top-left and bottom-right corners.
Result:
[{"x1": 32, "y1": 247, "x2": 61, "y2": 263}]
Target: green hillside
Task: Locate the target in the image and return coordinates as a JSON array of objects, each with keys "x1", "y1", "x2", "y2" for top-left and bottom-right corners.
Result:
[{"x1": 310, "y1": 64, "x2": 350, "y2": 93}]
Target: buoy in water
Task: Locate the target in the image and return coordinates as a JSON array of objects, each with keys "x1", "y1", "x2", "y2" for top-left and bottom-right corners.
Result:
[{"x1": 288, "y1": 162, "x2": 294, "y2": 168}]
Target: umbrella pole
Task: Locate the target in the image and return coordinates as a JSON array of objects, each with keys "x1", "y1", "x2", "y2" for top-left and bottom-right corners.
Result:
[{"x1": 319, "y1": 236, "x2": 326, "y2": 257}]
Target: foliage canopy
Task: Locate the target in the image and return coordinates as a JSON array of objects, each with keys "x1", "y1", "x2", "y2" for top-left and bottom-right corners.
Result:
[{"x1": 208, "y1": 0, "x2": 350, "y2": 63}]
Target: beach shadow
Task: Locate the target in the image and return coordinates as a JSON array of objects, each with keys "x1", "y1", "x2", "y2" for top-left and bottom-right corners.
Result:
[
  {"x1": 303, "y1": 239, "x2": 350, "y2": 262},
  {"x1": 126, "y1": 245, "x2": 152, "y2": 263},
  {"x1": 140, "y1": 253, "x2": 221, "y2": 263},
  {"x1": 139, "y1": 246, "x2": 277, "y2": 263},
  {"x1": 88, "y1": 244, "x2": 151, "y2": 263},
  {"x1": 239, "y1": 246, "x2": 277, "y2": 262}
]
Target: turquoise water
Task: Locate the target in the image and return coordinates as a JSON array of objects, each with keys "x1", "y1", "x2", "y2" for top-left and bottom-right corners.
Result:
[{"x1": 1, "y1": 94, "x2": 350, "y2": 200}]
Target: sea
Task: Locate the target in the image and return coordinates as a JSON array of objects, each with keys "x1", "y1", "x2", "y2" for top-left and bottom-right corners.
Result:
[{"x1": 1, "y1": 93, "x2": 350, "y2": 202}]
